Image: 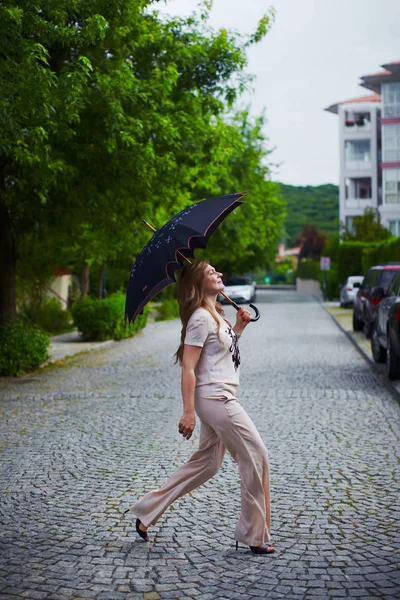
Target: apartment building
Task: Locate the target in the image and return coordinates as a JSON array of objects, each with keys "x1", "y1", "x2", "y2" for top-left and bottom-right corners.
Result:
[{"x1": 326, "y1": 61, "x2": 400, "y2": 236}]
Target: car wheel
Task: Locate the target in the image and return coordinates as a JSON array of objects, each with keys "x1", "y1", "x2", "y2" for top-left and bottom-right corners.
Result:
[
  {"x1": 363, "y1": 321, "x2": 372, "y2": 339},
  {"x1": 386, "y1": 333, "x2": 400, "y2": 380},
  {"x1": 363, "y1": 310, "x2": 372, "y2": 339},
  {"x1": 352, "y1": 311, "x2": 363, "y2": 332},
  {"x1": 371, "y1": 326, "x2": 386, "y2": 363}
]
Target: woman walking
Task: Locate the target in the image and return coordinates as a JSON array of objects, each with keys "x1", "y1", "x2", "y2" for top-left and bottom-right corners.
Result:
[{"x1": 128, "y1": 260, "x2": 274, "y2": 554}]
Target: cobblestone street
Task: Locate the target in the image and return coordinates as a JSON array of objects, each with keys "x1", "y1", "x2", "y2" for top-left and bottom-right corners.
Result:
[{"x1": 0, "y1": 290, "x2": 399, "y2": 600}]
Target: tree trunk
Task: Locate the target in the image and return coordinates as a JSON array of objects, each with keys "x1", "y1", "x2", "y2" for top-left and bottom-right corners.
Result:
[
  {"x1": 80, "y1": 263, "x2": 90, "y2": 298},
  {"x1": 98, "y1": 263, "x2": 105, "y2": 299},
  {"x1": 0, "y1": 199, "x2": 17, "y2": 322}
]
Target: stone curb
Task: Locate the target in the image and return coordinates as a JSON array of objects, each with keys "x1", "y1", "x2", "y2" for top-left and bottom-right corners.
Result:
[
  {"x1": 43, "y1": 338, "x2": 116, "y2": 366},
  {"x1": 321, "y1": 302, "x2": 400, "y2": 405}
]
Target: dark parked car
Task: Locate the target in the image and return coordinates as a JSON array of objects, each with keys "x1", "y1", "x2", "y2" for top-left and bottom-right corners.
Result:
[
  {"x1": 371, "y1": 269, "x2": 400, "y2": 379},
  {"x1": 353, "y1": 263, "x2": 400, "y2": 338}
]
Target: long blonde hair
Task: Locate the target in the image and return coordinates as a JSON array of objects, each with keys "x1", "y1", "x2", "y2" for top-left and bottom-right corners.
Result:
[{"x1": 174, "y1": 260, "x2": 225, "y2": 365}]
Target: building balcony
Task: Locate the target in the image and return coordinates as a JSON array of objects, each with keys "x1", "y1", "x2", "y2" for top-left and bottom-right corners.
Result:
[
  {"x1": 345, "y1": 197, "x2": 375, "y2": 210},
  {"x1": 344, "y1": 120, "x2": 372, "y2": 132},
  {"x1": 345, "y1": 159, "x2": 372, "y2": 171}
]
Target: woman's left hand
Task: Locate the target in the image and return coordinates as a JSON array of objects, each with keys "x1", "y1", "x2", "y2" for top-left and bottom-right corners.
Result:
[{"x1": 235, "y1": 306, "x2": 252, "y2": 333}]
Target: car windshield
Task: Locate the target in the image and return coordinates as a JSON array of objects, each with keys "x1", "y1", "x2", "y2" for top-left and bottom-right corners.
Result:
[
  {"x1": 380, "y1": 269, "x2": 399, "y2": 292},
  {"x1": 226, "y1": 277, "x2": 250, "y2": 286}
]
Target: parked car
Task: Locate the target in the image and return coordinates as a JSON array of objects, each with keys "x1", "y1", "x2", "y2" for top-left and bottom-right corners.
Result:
[
  {"x1": 371, "y1": 269, "x2": 400, "y2": 379},
  {"x1": 218, "y1": 276, "x2": 256, "y2": 304},
  {"x1": 339, "y1": 275, "x2": 364, "y2": 307},
  {"x1": 353, "y1": 263, "x2": 400, "y2": 338}
]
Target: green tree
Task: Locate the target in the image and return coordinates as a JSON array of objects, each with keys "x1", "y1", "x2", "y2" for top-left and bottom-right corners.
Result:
[
  {"x1": 342, "y1": 208, "x2": 392, "y2": 242},
  {"x1": 197, "y1": 111, "x2": 285, "y2": 275},
  {"x1": 1, "y1": 0, "x2": 276, "y2": 318}
]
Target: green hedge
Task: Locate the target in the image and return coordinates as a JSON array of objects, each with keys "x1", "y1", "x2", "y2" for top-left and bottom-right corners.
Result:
[
  {"x1": 0, "y1": 318, "x2": 50, "y2": 376},
  {"x1": 337, "y1": 238, "x2": 400, "y2": 282},
  {"x1": 319, "y1": 264, "x2": 339, "y2": 300},
  {"x1": 296, "y1": 259, "x2": 320, "y2": 281},
  {"x1": 71, "y1": 291, "x2": 150, "y2": 341},
  {"x1": 337, "y1": 242, "x2": 377, "y2": 283},
  {"x1": 362, "y1": 236, "x2": 400, "y2": 272}
]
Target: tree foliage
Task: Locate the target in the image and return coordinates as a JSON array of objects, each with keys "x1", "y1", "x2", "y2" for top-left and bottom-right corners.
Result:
[
  {"x1": 197, "y1": 111, "x2": 285, "y2": 275},
  {"x1": 296, "y1": 225, "x2": 327, "y2": 261},
  {"x1": 0, "y1": 0, "x2": 282, "y2": 320},
  {"x1": 342, "y1": 208, "x2": 392, "y2": 243}
]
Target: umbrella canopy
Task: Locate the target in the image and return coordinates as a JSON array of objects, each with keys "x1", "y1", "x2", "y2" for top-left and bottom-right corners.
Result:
[{"x1": 125, "y1": 192, "x2": 246, "y2": 324}]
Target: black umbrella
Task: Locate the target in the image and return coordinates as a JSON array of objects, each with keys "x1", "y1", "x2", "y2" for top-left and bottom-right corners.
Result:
[{"x1": 125, "y1": 192, "x2": 260, "y2": 324}]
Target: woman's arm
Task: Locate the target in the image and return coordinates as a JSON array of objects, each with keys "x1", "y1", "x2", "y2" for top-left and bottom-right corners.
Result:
[
  {"x1": 233, "y1": 306, "x2": 252, "y2": 338},
  {"x1": 179, "y1": 344, "x2": 202, "y2": 440}
]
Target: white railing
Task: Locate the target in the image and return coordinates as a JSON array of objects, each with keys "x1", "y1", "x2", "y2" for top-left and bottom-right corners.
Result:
[
  {"x1": 345, "y1": 160, "x2": 372, "y2": 171},
  {"x1": 345, "y1": 198, "x2": 374, "y2": 210}
]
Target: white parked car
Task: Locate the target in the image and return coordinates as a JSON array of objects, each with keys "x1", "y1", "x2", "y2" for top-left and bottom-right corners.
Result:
[
  {"x1": 340, "y1": 275, "x2": 364, "y2": 307},
  {"x1": 218, "y1": 276, "x2": 256, "y2": 304}
]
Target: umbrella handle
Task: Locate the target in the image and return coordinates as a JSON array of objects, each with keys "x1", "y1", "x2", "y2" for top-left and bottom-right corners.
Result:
[
  {"x1": 248, "y1": 303, "x2": 260, "y2": 322},
  {"x1": 229, "y1": 300, "x2": 260, "y2": 323}
]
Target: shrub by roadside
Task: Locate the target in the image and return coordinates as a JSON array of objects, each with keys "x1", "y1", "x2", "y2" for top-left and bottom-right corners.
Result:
[
  {"x1": 155, "y1": 298, "x2": 180, "y2": 321},
  {"x1": 0, "y1": 318, "x2": 50, "y2": 376},
  {"x1": 338, "y1": 242, "x2": 377, "y2": 283},
  {"x1": 71, "y1": 291, "x2": 150, "y2": 341},
  {"x1": 296, "y1": 259, "x2": 320, "y2": 280},
  {"x1": 362, "y1": 236, "x2": 400, "y2": 271},
  {"x1": 24, "y1": 298, "x2": 73, "y2": 335},
  {"x1": 320, "y1": 264, "x2": 339, "y2": 300}
]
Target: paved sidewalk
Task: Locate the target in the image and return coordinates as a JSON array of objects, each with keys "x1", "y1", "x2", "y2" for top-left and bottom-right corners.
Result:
[
  {"x1": 46, "y1": 308, "x2": 162, "y2": 364},
  {"x1": 47, "y1": 331, "x2": 115, "y2": 363},
  {"x1": 0, "y1": 292, "x2": 399, "y2": 600}
]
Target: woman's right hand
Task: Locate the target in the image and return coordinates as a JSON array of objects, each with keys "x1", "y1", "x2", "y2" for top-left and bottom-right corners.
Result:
[{"x1": 178, "y1": 412, "x2": 196, "y2": 440}]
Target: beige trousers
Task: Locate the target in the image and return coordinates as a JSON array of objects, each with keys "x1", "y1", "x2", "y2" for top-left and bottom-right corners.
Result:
[{"x1": 129, "y1": 393, "x2": 271, "y2": 547}]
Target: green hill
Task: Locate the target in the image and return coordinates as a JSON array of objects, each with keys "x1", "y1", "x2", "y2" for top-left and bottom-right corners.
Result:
[{"x1": 279, "y1": 183, "x2": 339, "y2": 246}]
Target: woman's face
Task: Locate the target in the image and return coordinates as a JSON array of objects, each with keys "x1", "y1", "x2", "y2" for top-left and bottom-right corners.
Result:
[{"x1": 203, "y1": 264, "x2": 224, "y2": 296}]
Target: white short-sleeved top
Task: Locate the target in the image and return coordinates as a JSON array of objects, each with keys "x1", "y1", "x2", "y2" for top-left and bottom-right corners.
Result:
[{"x1": 184, "y1": 307, "x2": 240, "y2": 397}]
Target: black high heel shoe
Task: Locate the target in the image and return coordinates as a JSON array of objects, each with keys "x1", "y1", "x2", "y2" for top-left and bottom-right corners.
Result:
[
  {"x1": 236, "y1": 541, "x2": 275, "y2": 554},
  {"x1": 123, "y1": 510, "x2": 149, "y2": 542},
  {"x1": 135, "y1": 518, "x2": 149, "y2": 542}
]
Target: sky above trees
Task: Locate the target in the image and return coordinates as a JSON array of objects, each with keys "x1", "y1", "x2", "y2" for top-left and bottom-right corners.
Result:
[{"x1": 159, "y1": 0, "x2": 400, "y2": 186}]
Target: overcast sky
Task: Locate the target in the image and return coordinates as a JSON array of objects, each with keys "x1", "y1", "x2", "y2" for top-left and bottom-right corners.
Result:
[{"x1": 157, "y1": 0, "x2": 400, "y2": 186}]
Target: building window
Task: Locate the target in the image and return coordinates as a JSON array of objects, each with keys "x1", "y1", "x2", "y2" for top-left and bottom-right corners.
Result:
[
  {"x1": 344, "y1": 140, "x2": 371, "y2": 169},
  {"x1": 383, "y1": 169, "x2": 400, "y2": 204},
  {"x1": 345, "y1": 216, "x2": 354, "y2": 233},
  {"x1": 383, "y1": 82, "x2": 400, "y2": 118},
  {"x1": 388, "y1": 220, "x2": 400, "y2": 236},
  {"x1": 382, "y1": 123, "x2": 400, "y2": 162}
]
